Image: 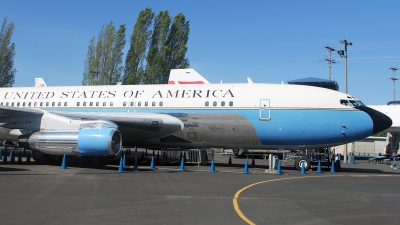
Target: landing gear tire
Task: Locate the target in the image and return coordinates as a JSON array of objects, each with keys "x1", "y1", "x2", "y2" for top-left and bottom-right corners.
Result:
[
  {"x1": 294, "y1": 157, "x2": 311, "y2": 171},
  {"x1": 32, "y1": 150, "x2": 43, "y2": 162}
]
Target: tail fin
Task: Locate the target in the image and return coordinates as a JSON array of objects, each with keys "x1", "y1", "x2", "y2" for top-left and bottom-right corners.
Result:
[
  {"x1": 168, "y1": 69, "x2": 210, "y2": 84},
  {"x1": 35, "y1": 78, "x2": 47, "y2": 87}
]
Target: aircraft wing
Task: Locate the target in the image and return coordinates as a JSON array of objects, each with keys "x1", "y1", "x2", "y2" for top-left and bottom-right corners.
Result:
[
  {"x1": 0, "y1": 106, "x2": 183, "y2": 139},
  {"x1": 51, "y1": 111, "x2": 184, "y2": 139},
  {"x1": 0, "y1": 106, "x2": 44, "y2": 129}
]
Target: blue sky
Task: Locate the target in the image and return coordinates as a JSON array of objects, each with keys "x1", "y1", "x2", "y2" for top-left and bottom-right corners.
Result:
[{"x1": 1, "y1": 0, "x2": 400, "y2": 105}]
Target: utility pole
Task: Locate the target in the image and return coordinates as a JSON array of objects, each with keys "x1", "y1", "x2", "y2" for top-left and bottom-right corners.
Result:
[
  {"x1": 339, "y1": 39, "x2": 352, "y2": 164},
  {"x1": 390, "y1": 67, "x2": 398, "y2": 101},
  {"x1": 339, "y1": 39, "x2": 352, "y2": 94},
  {"x1": 325, "y1": 46, "x2": 335, "y2": 80}
]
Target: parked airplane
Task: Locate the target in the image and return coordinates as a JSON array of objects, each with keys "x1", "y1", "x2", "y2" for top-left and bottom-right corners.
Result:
[
  {"x1": 0, "y1": 69, "x2": 392, "y2": 161},
  {"x1": 369, "y1": 102, "x2": 400, "y2": 132}
]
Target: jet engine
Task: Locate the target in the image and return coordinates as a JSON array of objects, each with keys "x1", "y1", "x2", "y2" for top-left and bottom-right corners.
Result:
[{"x1": 18, "y1": 120, "x2": 122, "y2": 156}]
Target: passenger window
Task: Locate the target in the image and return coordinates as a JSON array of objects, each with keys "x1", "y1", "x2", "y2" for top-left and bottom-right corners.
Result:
[
  {"x1": 123, "y1": 102, "x2": 127, "y2": 106},
  {"x1": 152, "y1": 101, "x2": 156, "y2": 106},
  {"x1": 159, "y1": 101, "x2": 163, "y2": 106},
  {"x1": 130, "y1": 102, "x2": 134, "y2": 106},
  {"x1": 110, "y1": 102, "x2": 113, "y2": 106},
  {"x1": 205, "y1": 101, "x2": 209, "y2": 106},
  {"x1": 34, "y1": 102, "x2": 37, "y2": 107},
  {"x1": 83, "y1": 102, "x2": 86, "y2": 106},
  {"x1": 96, "y1": 102, "x2": 99, "y2": 106},
  {"x1": 40, "y1": 102, "x2": 43, "y2": 107},
  {"x1": 103, "y1": 102, "x2": 106, "y2": 106},
  {"x1": 90, "y1": 102, "x2": 93, "y2": 106},
  {"x1": 17, "y1": 102, "x2": 20, "y2": 107},
  {"x1": 22, "y1": 102, "x2": 26, "y2": 107},
  {"x1": 77, "y1": 102, "x2": 80, "y2": 106},
  {"x1": 58, "y1": 102, "x2": 61, "y2": 106},
  {"x1": 6, "y1": 102, "x2": 9, "y2": 106},
  {"x1": 46, "y1": 102, "x2": 49, "y2": 107},
  {"x1": 0, "y1": 102, "x2": 2, "y2": 105},
  {"x1": 221, "y1": 101, "x2": 225, "y2": 106},
  {"x1": 213, "y1": 101, "x2": 217, "y2": 106},
  {"x1": 28, "y1": 102, "x2": 31, "y2": 107},
  {"x1": 52, "y1": 102, "x2": 55, "y2": 106},
  {"x1": 138, "y1": 101, "x2": 141, "y2": 106},
  {"x1": 145, "y1": 101, "x2": 148, "y2": 106},
  {"x1": 229, "y1": 101, "x2": 233, "y2": 107},
  {"x1": 64, "y1": 102, "x2": 67, "y2": 106}
]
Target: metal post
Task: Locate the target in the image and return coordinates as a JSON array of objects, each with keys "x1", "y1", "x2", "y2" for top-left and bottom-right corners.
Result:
[
  {"x1": 340, "y1": 39, "x2": 352, "y2": 163},
  {"x1": 390, "y1": 67, "x2": 398, "y2": 101}
]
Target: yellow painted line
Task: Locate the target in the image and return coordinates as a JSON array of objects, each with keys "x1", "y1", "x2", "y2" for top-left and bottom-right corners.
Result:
[{"x1": 233, "y1": 174, "x2": 399, "y2": 225}]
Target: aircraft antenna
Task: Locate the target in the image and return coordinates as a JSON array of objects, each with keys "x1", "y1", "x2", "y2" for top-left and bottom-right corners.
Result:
[{"x1": 389, "y1": 67, "x2": 398, "y2": 101}]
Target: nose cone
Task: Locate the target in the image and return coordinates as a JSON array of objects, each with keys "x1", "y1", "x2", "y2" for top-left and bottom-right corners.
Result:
[{"x1": 358, "y1": 106, "x2": 392, "y2": 134}]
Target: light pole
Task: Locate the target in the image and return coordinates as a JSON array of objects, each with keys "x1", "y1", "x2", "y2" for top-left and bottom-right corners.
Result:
[
  {"x1": 339, "y1": 39, "x2": 352, "y2": 94},
  {"x1": 339, "y1": 40, "x2": 352, "y2": 164},
  {"x1": 389, "y1": 67, "x2": 398, "y2": 101}
]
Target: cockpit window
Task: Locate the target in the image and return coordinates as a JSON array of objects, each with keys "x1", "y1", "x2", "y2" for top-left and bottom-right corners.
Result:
[{"x1": 341, "y1": 99, "x2": 364, "y2": 107}]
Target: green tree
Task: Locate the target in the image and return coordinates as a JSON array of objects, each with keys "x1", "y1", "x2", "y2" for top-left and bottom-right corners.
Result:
[
  {"x1": 123, "y1": 7, "x2": 154, "y2": 85},
  {"x1": 0, "y1": 18, "x2": 16, "y2": 87},
  {"x1": 83, "y1": 21, "x2": 126, "y2": 85},
  {"x1": 145, "y1": 10, "x2": 171, "y2": 84},
  {"x1": 161, "y1": 13, "x2": 190, "y2": 83},
  {"x1": 124, "y1": 8, "x2": 190, "y2": 85}
]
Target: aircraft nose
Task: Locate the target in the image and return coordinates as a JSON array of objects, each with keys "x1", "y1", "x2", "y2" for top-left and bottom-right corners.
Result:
[{"x1": 358, "y1": 106, "x2": 392, "y2": 134}]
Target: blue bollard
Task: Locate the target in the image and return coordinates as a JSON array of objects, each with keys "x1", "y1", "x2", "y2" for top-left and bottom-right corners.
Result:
[
  {"x1": 123, "y1": 154, "x2": 126, "y2": 168},
  {"x1": 300, "y1": 162, "x2": 306, "y2": 174},
  {"x1": 60, "y1": 154, "x2": 67, "y2": 169},
  {"x1": 133, "y1": 157, "x2": 139, "y2": 172},
  {"x1": 118, "y1": 157, "x2": 124, "y2": 173},
  {"x1": 316, "y1": 160, "x2": 322, "y2": 173},
  {"x1": 330, "y1": 161, "x2": 335, "y2": 173},
  {"x1": 179, "y1": 157, "x2": 185, "y2": 171},
  {"x1": 243, "y1": 160, "x2": 250, "y2": 174},
  {"x1": 210, "y1": 159, "x2": 216, "y2": 173},
  {"x1": 9, "y1": 150, "x2": 15, "y2": 164},
  {"x1": 150, "y1": 156, "x2": 155, "y2": 169},
  {"x1": 276, "y1": 161, "x2": 282, "y2": 175}
]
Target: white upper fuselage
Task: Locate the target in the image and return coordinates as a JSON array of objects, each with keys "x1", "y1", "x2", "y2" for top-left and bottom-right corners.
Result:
[{"x1": 0, "y1": 83, "x2": 355, "y2": 111}]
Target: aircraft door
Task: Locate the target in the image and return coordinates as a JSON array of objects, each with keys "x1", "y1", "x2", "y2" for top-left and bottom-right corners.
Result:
[{"x1": 259, "y1": 99, "x2": 271, "y2": 121}]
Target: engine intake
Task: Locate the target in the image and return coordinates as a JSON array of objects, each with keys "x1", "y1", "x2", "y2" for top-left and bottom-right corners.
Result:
[{"x1": 19, "y1": 128, "x2": 122, "y2": 156}]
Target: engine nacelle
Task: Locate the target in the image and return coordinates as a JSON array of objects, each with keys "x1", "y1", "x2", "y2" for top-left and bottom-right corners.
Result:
[{"x1": 18, "y1": 128, "x2": 122, "y2": 156}]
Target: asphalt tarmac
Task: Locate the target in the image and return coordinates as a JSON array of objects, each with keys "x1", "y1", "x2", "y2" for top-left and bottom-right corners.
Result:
[{"x1": 1, "y1": 153, "x2": 400, "y2": 225}]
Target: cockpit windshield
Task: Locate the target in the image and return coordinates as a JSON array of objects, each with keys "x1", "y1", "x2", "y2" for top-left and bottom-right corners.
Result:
[{"x1": 340, "y1": 99, "x2": 365, "y2": 107}]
